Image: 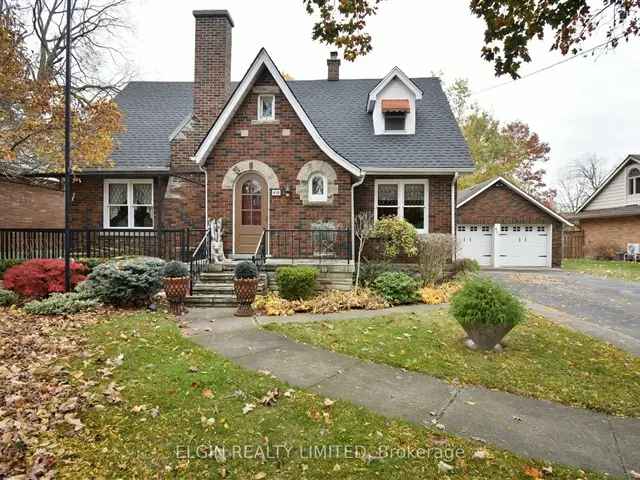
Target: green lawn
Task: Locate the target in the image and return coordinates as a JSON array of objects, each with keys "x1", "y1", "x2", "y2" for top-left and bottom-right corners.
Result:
[
  {"x1": 50, "y1": 312, "x2": 610, "y2": 479},
  {"x1": 562, "y1": 259, "x2": 640, "y2": 281},
  {"x1": 265, "y1": 310, "x2": 640, "y2": 417}
]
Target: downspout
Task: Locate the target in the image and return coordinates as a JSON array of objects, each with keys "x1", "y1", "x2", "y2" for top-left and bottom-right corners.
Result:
[
  {"x1": 351, "y1": 173, "x2": 367, "y2": 261},
  {"x1": 451, "y1": 172, "x2": 459, "y2": 261},
  {"x1": 193, "y1": 157, "x2": 209, "y2": 230}
]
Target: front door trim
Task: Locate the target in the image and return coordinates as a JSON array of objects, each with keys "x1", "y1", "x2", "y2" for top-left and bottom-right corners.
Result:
[{"x1": 232, "y1": 171, "x2": 270, "y2": 256}]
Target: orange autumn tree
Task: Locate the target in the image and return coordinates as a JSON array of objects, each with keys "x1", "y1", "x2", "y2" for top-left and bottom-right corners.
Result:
[{"x1": 0, "y1": 4, "x2": 122, "y2": 175}]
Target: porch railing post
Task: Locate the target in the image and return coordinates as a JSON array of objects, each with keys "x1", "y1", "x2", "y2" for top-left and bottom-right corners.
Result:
[{"x1": 180, "y1": 228, "x2": 187, "y2": 262}]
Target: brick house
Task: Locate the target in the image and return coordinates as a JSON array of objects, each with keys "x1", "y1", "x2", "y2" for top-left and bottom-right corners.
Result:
[
  {"x1": 570, "y1": 154, "x2": 640, "y2": 258},
  {"x1": 69, "y1": 9, "x2": 473, "y2": 264},
  {"x1": 457, "y1": 177, "x2": 572, "y2": 268}
]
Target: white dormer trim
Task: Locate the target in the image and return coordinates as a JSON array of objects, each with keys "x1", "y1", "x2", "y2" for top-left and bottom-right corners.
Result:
[
  {"x1": 576, "y1": 155, "x2": 640, "y2": 213},
  {"x1": 457, "y1": 176, "x2": 573, "y2": 227},
  {"x1": 367, "y1": 66, "x2": 423, "y2": 112},
  {"x1": 193, "y1": 48, "x2": 362, "y2": 177}
]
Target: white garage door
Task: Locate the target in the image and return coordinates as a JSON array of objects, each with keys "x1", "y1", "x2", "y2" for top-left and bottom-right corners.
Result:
[
  {"x1": 457, "y1": 225, "x2": 493, "y2": 266},
  {"x1": 495, "y1": 224, "x2": 550, "y2": 268}
]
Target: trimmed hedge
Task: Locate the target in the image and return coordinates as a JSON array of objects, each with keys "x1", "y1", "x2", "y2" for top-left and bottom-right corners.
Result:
[
  {"x1": 275, "y1": 266, "x2": 318, "y2": 300},
  {"x1": 372, "y1": 271, "x2": 420, "y2": 305}
]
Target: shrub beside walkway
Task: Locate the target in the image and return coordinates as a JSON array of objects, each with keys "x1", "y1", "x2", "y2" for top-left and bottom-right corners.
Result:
[{"x1": 183, "y1": 306, "x2": 640, "y2": 478}]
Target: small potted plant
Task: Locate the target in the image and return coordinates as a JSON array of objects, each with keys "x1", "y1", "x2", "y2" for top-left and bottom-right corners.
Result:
[
  {"x1": 162, "y1": 261, "x2": 190, "y2": 315},
  {"x1": 234, "y1": 261, "x2": 258, "y2": 317}
]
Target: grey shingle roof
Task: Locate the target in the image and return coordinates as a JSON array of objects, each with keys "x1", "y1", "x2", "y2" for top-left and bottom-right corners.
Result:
[
  {"x1": 104, "y1": 77, "x2": 472, "y2": 172},
  {"x1": 288, "y1": 78, "x2": 472, "y2": 170},
  {"x1": 457, "y1": 178, "x2": 495, "y2": 205},
  {"x1": 92, "y1": 82, "x2": 194, "y2": 172}
]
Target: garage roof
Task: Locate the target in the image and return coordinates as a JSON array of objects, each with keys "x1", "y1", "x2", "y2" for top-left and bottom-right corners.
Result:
[{"x1": 457, "y1": 176, "x2": 573, "y2": 227}]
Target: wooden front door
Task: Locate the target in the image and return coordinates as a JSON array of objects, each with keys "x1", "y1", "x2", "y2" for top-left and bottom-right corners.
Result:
[{"x1": 234, "y1": 174, "x2": 268, "y2": 254}]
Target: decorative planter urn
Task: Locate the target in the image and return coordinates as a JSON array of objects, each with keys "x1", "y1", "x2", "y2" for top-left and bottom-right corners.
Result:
[
  {"x1": 461, "y1": 324, "x2": 515, "y2": 351},
  {"x1": 234, "y1": 277, "x2": 258, "y2": 317},
  {"x1": 163, "y1": 277, "x2": 190, "y2": 315}
]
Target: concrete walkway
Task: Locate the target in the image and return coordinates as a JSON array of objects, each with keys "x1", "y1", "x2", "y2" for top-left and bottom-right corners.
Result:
[{"x1": 182, "y1": 306, "x2": 640, "y2": 478}]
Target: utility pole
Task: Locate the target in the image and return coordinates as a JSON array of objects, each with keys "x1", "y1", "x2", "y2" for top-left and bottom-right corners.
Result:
[{"x1": 63, "y1": 0, "x2": 72, "y2": 292}]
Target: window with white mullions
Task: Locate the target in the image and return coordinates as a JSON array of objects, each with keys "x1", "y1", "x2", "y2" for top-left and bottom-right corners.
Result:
[
  {"x1": 628, "y1": 167, "x2": 640, "y2": 196},
  {"x1": 104, "y1": 180, "x2": 154, "y2": 229},
  {"x1": 375, "y1": 180, "x2": 428, "y2": 232}
]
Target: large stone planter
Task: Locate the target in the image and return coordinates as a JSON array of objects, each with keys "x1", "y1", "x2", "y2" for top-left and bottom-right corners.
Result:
[
  {"x1": 234, "y1": 278, "x2": 258, "y2": 317},
  {"x1": 461, "y1": 323, "x2": 515, "y2": 351},
  {"x1": 163, "y1": 277, "x2": 190, "y2": 315}
]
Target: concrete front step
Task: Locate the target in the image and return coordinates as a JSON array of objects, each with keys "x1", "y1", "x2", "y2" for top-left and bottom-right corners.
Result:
[
  {"x1": 185, "y1": 294, "x2": 237, "y2": 307},
  {"x1": 192, "y1": 283, "x2": 266, "y2": 295}
]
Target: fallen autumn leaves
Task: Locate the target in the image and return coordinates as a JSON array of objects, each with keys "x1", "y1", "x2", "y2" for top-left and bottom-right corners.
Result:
[{"x1": 0, "y1": 306, "x2": 109, "y2": 478}]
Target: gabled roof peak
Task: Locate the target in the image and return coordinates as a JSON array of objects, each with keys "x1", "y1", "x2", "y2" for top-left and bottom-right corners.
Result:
[{"x1": 367, "y1": 66, "x2": 423, "y2": 112}]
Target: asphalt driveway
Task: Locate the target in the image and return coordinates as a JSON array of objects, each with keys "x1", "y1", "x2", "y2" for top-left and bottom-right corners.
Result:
[{"x1": 487, "y1": 270, "x2": 640, "y2": 355}]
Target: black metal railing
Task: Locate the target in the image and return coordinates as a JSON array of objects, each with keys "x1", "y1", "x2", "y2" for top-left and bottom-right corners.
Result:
[
  {"x1": 262, "y1": 229, "x2": 352, "y2": 263},
  {"x1": 0, "y1": 228, "x2": 205, "y2": 262},
  {"x1": 252, "y1": 231, "x2": 267, "y2": 272},
  {"x1": 189, "y1": 228, "x2": 211, "y2": 294}
]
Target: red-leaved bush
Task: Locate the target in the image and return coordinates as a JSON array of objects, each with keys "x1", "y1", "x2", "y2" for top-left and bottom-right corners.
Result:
[{"x1": 3, "y1": 259, "x2": 88, "y2": 299}]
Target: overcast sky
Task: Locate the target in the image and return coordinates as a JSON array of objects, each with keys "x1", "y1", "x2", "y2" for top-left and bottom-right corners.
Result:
[{"x1": 120, "y1": 0, "x2": 639, "y2": 186}]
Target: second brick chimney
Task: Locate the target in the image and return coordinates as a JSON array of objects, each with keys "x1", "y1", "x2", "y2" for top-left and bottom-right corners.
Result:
[
  {"x1": 327, "y1": 51, "x2": 341, "y2": 81},
  {"x1": 193, "y1": 10, "x2": 233, "y2": 129}
]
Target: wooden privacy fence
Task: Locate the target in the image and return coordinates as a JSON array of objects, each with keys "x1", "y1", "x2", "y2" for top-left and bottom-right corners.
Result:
[
  {"x1": 563, "y1": 230, "x2": 584, "y2": 259},
  {"x1": 0, "y1": 228, "x2": 206, "y2": 262}
]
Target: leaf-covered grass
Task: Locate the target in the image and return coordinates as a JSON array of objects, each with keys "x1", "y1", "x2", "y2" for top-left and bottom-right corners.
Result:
[
  {"x1": 266, "y1": 310, "x2": 640, "y2": 417},
  {"x1": 51, "y1": 311, "x2": 610, "y2": 479},
  {"x1": 562, "y1": 259, "x2": 640, "y2": 282}
]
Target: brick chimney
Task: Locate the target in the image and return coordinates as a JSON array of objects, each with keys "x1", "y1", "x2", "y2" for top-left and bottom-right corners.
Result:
[
  {"x1": 192, "y1": 10, "x2": 233, "y2": 128},
  {"x1": 327, "y1": 51, "x2": 341, "y2": 81}
]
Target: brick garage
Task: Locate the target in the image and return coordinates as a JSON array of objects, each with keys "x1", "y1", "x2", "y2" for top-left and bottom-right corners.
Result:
[
  {"x1": 0, "y1": 179, "x2": 64, "y2": 228},
  {"x1": 457, "y1": 178, "x2": 569, "y2": 267},
  {"x1": 579, "y1": 216, "x2": 640, "y2": 258}
]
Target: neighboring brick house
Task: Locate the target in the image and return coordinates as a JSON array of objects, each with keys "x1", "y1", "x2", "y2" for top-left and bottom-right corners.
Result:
[
  {"x1": 69, "y1": 9, "x2": 474, "y2": 262},
  {"x1": 457, "y1": 177, "x2": 572, "y2": 267},
  {"x1": 570, "y1": 155, "x2": 640, "y2": 258},
  {"x1": 0, "y1": 178, "x2": 63, "y2": 229}
]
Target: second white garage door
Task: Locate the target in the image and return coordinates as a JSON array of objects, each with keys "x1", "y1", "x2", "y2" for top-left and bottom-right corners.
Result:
[
  {"x1": 457, "y1": 224, "x2": 551, "y2": 268},
  {"x1": 496, "y1": 224, "x2": 550, "y2": 267}
]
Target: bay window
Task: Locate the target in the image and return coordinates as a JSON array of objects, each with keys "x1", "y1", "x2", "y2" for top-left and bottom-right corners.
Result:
[
  {"x1": 104, "y1": 179, "x2": 154, "y2": 229},
  {"x1": 374, "y1": 179, "x2": 428, "y2": 232}
]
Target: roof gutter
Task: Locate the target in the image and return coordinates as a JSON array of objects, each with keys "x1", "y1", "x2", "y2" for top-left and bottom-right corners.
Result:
[
  {"x1": 351, "y1": 173, "x2": 367, "y2": 261},
  {"x1": 195, "y1": 158, "x2": 209, "y2": 230},
  {"x1": 363, "y1": 167, "x2": 474, "y2": 175},
  {"x1": 451, "y1": 172, "x2": 458, "y2": 261}
]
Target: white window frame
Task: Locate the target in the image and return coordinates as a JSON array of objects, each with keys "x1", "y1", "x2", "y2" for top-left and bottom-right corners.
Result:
[
  {"x1": 374, "y1": 179, "x2": 429, "y2": 233},
  {"x1": 257, "y1": 94, "x2": 275, "y2": 121},
  {"x1": 308, "y1": 173, "x2": 328, "y2": 203},
  {"x1": 627, "y1": 166, "x2": 640, "y2": 198},
  {"x1": 103, "y1": 179, "x2": 154, "y2": 229},
  {"x1": 383, "y1": 112, "x2": 408, "y2": 133}
]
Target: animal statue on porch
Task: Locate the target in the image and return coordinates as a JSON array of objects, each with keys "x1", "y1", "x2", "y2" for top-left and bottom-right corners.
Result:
[{"x1": 210, "y1": 218, "x2": 226, "y2": 264}]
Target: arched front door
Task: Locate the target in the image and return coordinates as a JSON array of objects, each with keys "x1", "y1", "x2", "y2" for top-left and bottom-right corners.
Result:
[{"x1": 234, "y1": 173, "x2": 268, "y2": 254}]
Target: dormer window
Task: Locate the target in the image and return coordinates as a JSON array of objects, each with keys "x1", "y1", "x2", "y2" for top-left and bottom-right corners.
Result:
[
  {"x1": 384, "y1": 112, "x2": 407, "y2": 132},
  {"x1": 629, "y1": 167, "x2": 640, "y2": 196},
  {"x1": 257, "y1": 94, "x2": 275, "y2": 121},
  {"x1": 382, "y1": 99, "x2": 410, "y2": 133}
]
